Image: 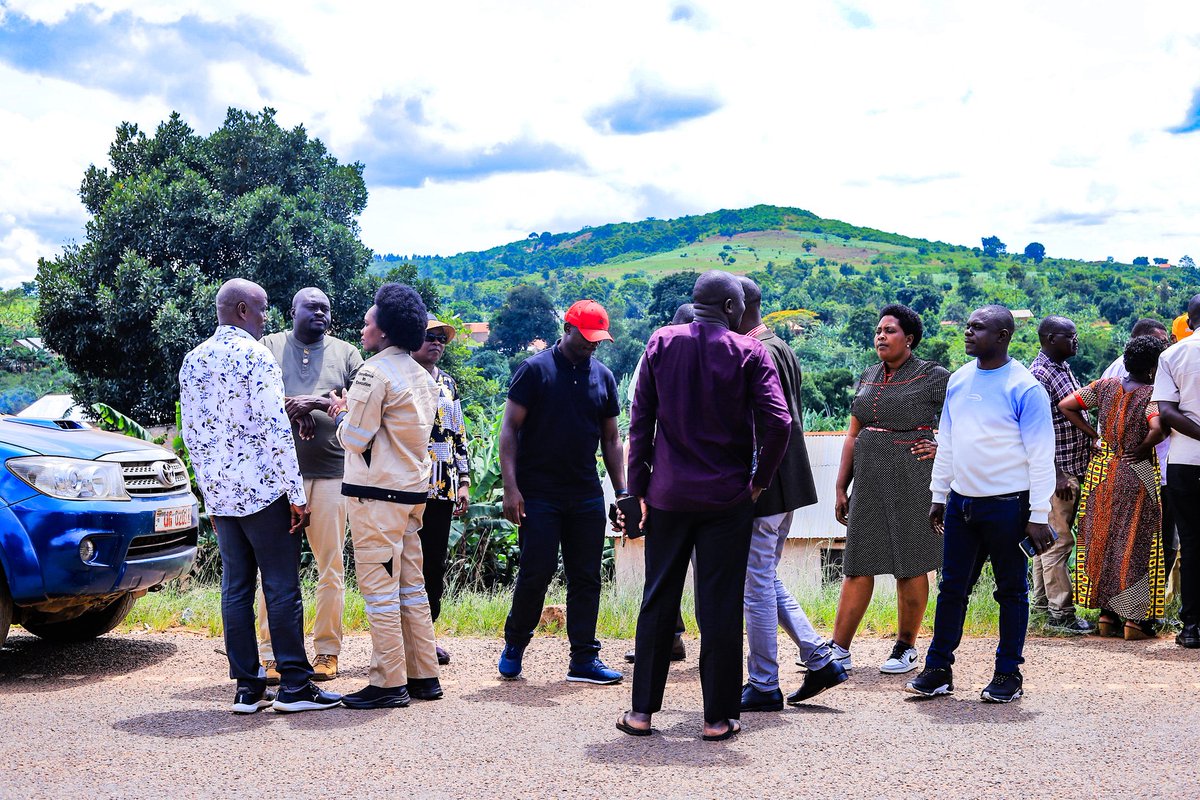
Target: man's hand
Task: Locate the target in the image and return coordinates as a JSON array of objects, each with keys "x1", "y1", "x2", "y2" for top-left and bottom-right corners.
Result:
[
  {"x1": 502, "y1": 487, "x2": 525, "y2": 526},
  {"x1": 285, "y1": 395, "x2": 329, "y2": 421},
  {"x1": 929, "y1": 503, "x2": 945, "y2": 535},
  {"x1": 289, "y1": 503, "x2": 310, "y2": 535},
  {"x1": 751, "y1": 487, "x2": 764, "y2": 502},
  {"x1": 1054, "y1": 471, "x2": 1074, "y2": 501},
  {"x1": 454, "y1": 483, "x2": 470, "y2": 517},
  {"x1": 1025, "y1": 522, "x2": 1055, "y2": 555},
  {"x1": 296, "y1": 412, "x2": 316, "y2": 441},
  {"x1": 835, "y1": 489, "x2": 850, "y2": 526}
]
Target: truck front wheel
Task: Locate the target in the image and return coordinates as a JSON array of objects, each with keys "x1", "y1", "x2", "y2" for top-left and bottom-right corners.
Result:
[{"x1": 21, "y1": 594, "x2": 137, "y2": 643}]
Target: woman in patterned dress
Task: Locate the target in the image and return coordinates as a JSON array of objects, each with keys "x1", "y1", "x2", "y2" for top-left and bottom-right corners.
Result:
[
  {"x1": 1058, "y1": 335, "x2": 1167, "y2": 640},
  {"x1": 831, "y1": 304, "x2": 950, "y2": 674},
  {"x1": 412, "y1": 313, "x2": 471, "y2": 665}
]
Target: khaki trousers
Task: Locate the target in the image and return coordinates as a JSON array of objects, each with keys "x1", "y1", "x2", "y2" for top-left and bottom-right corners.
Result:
[
  {"x1": 258, "y1": 478, "x2": 347, "y2": 660},
  {"x1": 1032, "y1": 473, "x2": 1080, "y2": 617},
  {"x1": 349, "y1": 497, "x2": 439, "y2": 687}
]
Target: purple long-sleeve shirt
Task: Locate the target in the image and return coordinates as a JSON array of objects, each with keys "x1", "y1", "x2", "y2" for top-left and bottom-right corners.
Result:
[{"x1": 628, "y1": 321, "x2": 792, "y2": 512}]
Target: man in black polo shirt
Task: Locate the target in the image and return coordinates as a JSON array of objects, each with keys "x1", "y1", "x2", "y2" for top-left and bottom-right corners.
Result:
[{"x1": 497, "y1": 299, "x2": 627, "y2": 685}]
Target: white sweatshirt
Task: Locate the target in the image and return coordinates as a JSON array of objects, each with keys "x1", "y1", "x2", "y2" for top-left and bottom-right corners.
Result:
[{"x1": 930, "y1": 358, "x2": 1056, "y2": 524}]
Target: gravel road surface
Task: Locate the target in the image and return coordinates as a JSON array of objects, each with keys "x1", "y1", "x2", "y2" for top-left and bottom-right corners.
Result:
[{"x1": 2, "y1": 630, "x2": 1198, "y2": 799}]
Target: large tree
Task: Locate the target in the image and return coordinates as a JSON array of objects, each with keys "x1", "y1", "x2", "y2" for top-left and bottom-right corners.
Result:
[
  {"x1": 488, "y1": 284, "x2": 559, "y2": 355},
  {"x1": 36, "y1": 107, "x2": 374, "y2": 422}
]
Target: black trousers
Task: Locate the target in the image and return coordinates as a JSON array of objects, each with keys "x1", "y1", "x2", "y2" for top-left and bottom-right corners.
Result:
[
  {"x1": 214, "y1": 496, "x2": 313, "y2": 691},
  {"x1": 1167, "y1": 465, "x2": 1200, "y2": 624},
  {"x1": 418, "y1": 498, "x2": 454, "y2": 622},
  {"x1": 632, "y1": 501, "x2": 754, "y2": 724}
]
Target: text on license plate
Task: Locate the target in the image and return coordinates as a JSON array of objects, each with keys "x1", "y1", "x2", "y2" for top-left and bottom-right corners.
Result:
[{"x1": 155, "y1": 507, "x2": 193, "y2": 532}]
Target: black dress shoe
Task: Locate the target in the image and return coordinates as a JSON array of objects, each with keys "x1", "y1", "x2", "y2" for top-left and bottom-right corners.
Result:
[
  {"x1": 787, "y1": 659, "x2": 848, "y2": 705},
  {"x1": 342, "y1": 684, "x2": 411, "y2": 709},
  {"x1": 1176, "y1": 622, "x2": 1200, "y2": 648},
  {"x1": 408, "y1": 677, "x2": 444, "y2": 700},
  {"x1": 436, "y1": 645, "x2": 451, "y2": 666},
  {"x1": 740, "y1": 683, "x2": 784, "y2": 712}
]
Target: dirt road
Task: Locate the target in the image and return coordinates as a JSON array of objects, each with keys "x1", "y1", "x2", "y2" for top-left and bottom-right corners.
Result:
[{"x1": 1, "y1": 630, "x2": 1198, "y2": 799}]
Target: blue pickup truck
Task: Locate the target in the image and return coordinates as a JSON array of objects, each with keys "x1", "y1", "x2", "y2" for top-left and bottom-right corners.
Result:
[{"x1": 0, "y1": 416, "x2": 199, "y2": 648}]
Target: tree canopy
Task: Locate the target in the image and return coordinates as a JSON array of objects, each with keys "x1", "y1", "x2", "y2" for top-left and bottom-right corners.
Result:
[
  {"x1": 36, "y1": 107, "x2": 374, "y2": 422},
  {"x1": 488, "y1": 284, "x2": 559, "y2": 355}
]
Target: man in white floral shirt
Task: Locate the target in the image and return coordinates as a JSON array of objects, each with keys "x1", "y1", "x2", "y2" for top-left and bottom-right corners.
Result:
[{"x1": 179, "y1": 278, "x2": 341, "y2": 715}]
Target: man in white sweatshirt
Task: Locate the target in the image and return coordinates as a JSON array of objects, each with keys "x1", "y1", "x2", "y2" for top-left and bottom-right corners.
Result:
[{"x1": 905, "y1": 305, "x2": 1056, "y2": 704}]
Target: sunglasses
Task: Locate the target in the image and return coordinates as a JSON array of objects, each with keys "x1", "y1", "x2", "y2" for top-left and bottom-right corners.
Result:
[{"x1": 425, "y1": 332, "x2": 449, "y2": 344}]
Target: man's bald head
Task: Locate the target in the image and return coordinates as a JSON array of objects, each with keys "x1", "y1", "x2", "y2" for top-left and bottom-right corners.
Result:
[
  {"x1": 738, "y1": 276, "x2": 762, "y2": 307},
  {"x1": 691, "y1": 270, "x2": 745, "y2": 330},
  {"x1": 290, "y1": 286, "x2": 331, "y2": 344},
  {"x1": 216, "y1": 278, "x2": 269, "y2": 339},
  {"x1": 1188, "y1": 294, "x2": 1200, "y2": 330},
  {"x1": 292, "y1": 287, "x2": 329, "y2": 313},
  {"x1": 977, "y1": 304, "x2": 1016, "y2": 335}
]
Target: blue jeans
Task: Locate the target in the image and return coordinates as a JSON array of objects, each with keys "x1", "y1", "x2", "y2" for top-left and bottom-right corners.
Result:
[
  {"x1": 927, "y1": 490, "x2": 1030, "y2": 674},
  {"x1": 214, "y1": 496, "x2": 313, "y2": 691},
  {"x1": 503, "y1": 494, "x2": 605, "y2": 662}
]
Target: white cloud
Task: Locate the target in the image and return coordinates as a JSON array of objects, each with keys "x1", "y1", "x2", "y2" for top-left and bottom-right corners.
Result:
[{"x1": 1, "y1": 0, "x2": 1199, "y2": 283}]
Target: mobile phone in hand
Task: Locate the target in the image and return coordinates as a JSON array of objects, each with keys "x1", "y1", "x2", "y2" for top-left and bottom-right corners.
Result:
[
  {"x1": 617, "y1": 495, "x2": 643, "y2": 539},
  {"x1": 1019, "y1": 525, "x2": 1058, "y2": 558}
]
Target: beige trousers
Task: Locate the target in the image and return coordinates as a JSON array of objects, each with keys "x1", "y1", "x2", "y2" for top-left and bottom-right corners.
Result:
[
  {"x1": 1032, "y1": 473, "x2": 1080, "y2": 616},
  {"x1": 258, "y1": 478, "x2": 347, "y2": 660},
  {"x1": 349, "y1": 497, "x2": 439, "y2": 687}
]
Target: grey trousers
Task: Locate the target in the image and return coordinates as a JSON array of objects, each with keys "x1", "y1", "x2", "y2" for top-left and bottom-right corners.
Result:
[{"x1": 744, "y1": 511, "x2": 831, "y2": 690}]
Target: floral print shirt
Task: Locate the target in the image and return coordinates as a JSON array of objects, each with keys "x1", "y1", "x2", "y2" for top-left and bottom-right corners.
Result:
[
  {"x1": 427, "y1": 368, "x2": 470, "y2": 500},
  {"x1": 179, "y1": 325, "x2": 307, "y2": 517}
]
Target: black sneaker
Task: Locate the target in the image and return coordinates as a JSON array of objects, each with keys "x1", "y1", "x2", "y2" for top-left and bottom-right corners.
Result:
[
  {"x1": 1047, "y1": 615, "x2": 1095, "y2": 634},
  {"x1": 272, "y1": 682, "x2": 343, "y2": 713},
  {"x1": 904, "y1": 666, "x2": 953, "y2": 697},
  {"x1": 231, "y1": 687, "x2": 276, "y2": 714},
  {"x1": 1175, "y1": 622, "x2": 1200, "y2": 648},
  {"x1": 408, "y1": 677, "x2": 444, "y2": 701},
  {"x1": 980, "y1": 670, "x2": 1024, "y2": 703},
  {"x1": 341, "y1": 684, "x2": 411, "y2": 709},
  {"x1": 741, "y1": 683, "x2": 784, "y2": 712},
  {"x1": 786, "y1": 659, "x2": 848, "y2": 705}
]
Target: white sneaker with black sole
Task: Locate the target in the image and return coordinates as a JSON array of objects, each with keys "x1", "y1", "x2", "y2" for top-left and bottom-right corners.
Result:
[{"x1": 879, "y1": 641, "x2": 919, "y2": 674}]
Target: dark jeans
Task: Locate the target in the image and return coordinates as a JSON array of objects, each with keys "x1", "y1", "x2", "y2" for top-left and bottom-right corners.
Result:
[
  {"x1": 419, "y1": 498, "x2": 454, "y2": 622},
  {"x1": 632, "y1": 501, "x2": 754, "y2": 725},
  {"x1": 503, "y1": 494, "x2": 605, "y2": 661},
  {"x1": 927, "y1": 491, "x2": 1031, "y2": 675},
  {"x1": 213, "y1": 496, "x2": 313, "y2": 691},
  {"x1": 1167, "y1": 465, "x2": 1200, "y2": 624}
]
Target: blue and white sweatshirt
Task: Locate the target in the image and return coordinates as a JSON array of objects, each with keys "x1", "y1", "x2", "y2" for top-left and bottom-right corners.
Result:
[{"x1": 929, "y1": 358, "x2": 1056, "y2": 524}]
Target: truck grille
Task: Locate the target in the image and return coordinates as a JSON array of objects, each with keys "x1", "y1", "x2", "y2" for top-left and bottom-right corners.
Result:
[
  {"x1": 126, "y1": 528, "x2": 198, "y2": 560},
  {"x1": 121, "y1": 459, "x2": 191, "y2": 495}
]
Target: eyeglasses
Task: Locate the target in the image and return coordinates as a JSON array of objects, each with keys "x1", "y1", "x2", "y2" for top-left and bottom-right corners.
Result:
[{"x1": 425, "y1": 332, "x2": 449, "y2": 344}]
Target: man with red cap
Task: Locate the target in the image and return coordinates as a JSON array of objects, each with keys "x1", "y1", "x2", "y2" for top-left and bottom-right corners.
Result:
[{"x1": 497, "y1": 300, "x2": 628, "y2": 685}]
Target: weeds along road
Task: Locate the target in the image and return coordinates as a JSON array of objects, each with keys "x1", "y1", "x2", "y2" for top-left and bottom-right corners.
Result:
[{"x1": 1, "y1": 631, "x2": 1198, "y2": 799}]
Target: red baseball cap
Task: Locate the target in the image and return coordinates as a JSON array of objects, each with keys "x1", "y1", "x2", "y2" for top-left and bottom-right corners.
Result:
[{"x1": 564, "y1": 299, "x2": 614, "y2": 343}]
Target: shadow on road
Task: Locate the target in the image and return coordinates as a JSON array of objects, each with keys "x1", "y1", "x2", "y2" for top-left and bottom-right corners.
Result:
[
  {"x1": 461, "y1": 679, "x2": 598, "y2": 708},
  {"x1": 0, "y1": 632, "x2": 176, "y2": 693},
  {"x1": 115, "y1": 706, "x2": 385, "y2": 738},
  {"x1": 904, "y1": 694, "x2": 1043, "y2": 725}
]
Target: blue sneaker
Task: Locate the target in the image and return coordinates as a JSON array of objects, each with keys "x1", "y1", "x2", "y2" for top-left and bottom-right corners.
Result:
[
  {"x1": 498, "y1": 643, "x2": 525, "y2": 680},
  {"x1": 566, "y1": 657, "x2": 623, "y2": 685}
]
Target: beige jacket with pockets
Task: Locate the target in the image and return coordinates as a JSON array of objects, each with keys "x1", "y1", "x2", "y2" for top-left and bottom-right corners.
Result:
[{"x1": 338, "y1": 346, "x2": 440, "y2": 503}]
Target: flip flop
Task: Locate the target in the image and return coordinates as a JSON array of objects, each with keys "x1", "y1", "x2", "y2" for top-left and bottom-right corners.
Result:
[
  {"x1": 702, "y1": 719, "x2": 741, "y2": 742},
  {"x1": 616, "y1": 711, "x2": 653, "y2": 737}
]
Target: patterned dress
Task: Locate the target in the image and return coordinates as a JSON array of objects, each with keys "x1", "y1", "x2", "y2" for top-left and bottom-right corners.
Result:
[
  {"x1": 1072, "y1": 378, "x2": 1165, "y2": 620},
  {"x1": 844, "y1": 357, "x2": 950, "y2": 578},
  {"x1": 427, "y1": 368, "x2": 470, "y2": 500}
]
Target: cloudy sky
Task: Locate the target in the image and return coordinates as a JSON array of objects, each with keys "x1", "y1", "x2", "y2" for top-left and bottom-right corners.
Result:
[{"x1": 1, "y1": 1, "x2": 1199, "y2": 287}]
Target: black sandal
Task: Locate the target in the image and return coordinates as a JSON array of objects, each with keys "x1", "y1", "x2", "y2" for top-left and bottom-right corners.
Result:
[
  {"x1": 701, "y1": 719, "x2": 741, "y2": 741},
  {"x1": 616, "y1": 711, "x2": 653, "y2": 737}
]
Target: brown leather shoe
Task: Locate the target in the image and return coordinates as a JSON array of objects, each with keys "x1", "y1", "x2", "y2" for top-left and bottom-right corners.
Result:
[
  {"x1": 313, "y1": 654, "x2": 339, "y2": 681},
  {"x1": 262, "y1": 660, "x2": 281, "y2": 686}
]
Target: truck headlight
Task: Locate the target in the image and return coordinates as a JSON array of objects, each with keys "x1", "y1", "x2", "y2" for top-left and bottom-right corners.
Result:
[{"x1": 7, "y1": 457, "x2": 130, "y2": 501}]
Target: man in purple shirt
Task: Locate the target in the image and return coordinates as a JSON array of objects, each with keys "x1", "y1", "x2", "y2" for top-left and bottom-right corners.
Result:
[{"x1": 616, "y1": 270, "x2": 792, "y2": 742}]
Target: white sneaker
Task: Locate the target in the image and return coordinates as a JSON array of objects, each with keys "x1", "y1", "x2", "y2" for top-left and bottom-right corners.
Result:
[{"x1": 879, "y1": 641, "x2": 919, "y2": 674}]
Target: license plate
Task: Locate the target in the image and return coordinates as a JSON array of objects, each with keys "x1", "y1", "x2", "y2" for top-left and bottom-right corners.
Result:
[{"x1": 155, "y1": 506, "x2": 192, "y2": 532}]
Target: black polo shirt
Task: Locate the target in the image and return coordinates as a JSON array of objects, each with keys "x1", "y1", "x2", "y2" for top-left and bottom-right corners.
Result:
[{"x1": 508, "y1": 342, "x2": 620, "y2": 499}]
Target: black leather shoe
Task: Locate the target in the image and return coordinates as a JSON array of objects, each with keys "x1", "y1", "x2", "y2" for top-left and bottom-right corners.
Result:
[
  {"x1": 623, "y1": 635, "x2": 686, "y2": 665},
  {"x1": 787, "y1": 659, "x2": 848, "y2": 705},
  {"x1": 1176, "y1": 622, "x2": 1200, "y2": 648},
  {"x1": 408, "y1": 677, "x2": 444, "y2": 700},
  {"x1": 341, "y1": 684, "x2": 410, "y2": 709},
  {"x1": 740, "y1": 683, "x2": 784, "y2": 712}
]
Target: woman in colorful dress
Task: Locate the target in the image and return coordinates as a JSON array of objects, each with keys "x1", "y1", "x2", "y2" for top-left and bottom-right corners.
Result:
[
  {"x1": 831, "y1": 304, "x2": 950, "y2": 674},
  {"x1": 1058, "y1": 335, "x2": 1168, "y2": 639},
  {"x1": 412, "y1": 313, "x2": 471, "y2": 665}
]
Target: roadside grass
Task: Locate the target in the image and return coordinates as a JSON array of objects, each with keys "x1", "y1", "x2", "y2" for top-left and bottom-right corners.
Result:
[{"x1": 122, "y1": 572, "x2": 1018, "y2": 641}]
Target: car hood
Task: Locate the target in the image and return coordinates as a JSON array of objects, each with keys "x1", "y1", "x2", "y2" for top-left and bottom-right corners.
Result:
[{"x1": 0, "y1": 417, "x2": 173, "y2": 459}]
